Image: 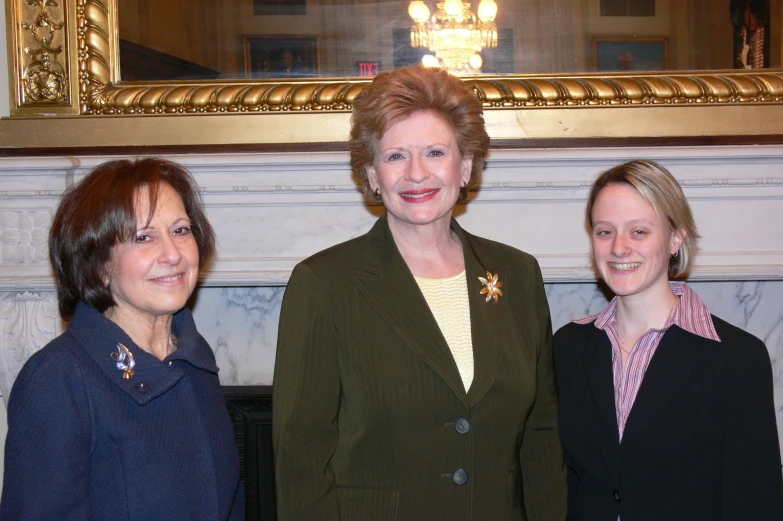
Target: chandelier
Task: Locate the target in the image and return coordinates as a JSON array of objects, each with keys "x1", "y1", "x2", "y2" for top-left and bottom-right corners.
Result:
[{"x1": 408, "y1": 0, "x2": 498, "y2": 75}]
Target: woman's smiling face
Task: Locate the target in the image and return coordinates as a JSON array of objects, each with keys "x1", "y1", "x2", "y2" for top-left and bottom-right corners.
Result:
[
  {"x1": 591, "y1": 183, "x2": 684, "y2": 300},
  {"x1": 366, "y1": 110, "x2": 472, "y2": 232},
  {"x1": 106, "y1": 182, "x2": 200, "y2": 323}
]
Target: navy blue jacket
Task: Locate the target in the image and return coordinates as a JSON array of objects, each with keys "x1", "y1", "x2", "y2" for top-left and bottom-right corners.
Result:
[{"x1": 1, "y1": 302, "x2": 244, "y2": 521}]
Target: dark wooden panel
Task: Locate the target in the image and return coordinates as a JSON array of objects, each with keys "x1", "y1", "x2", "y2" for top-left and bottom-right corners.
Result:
[{"x1": 222, "y1": 386, "x2": 276, "y2": 521}]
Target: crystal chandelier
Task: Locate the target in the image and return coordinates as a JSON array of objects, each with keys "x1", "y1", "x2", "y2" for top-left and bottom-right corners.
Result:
[{"x1": 408, "y1": 0, "x2": 498, "y2": 75}]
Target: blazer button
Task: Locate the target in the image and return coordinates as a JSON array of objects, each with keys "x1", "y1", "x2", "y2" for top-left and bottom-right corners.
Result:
[
  {"x1": 133, "y1": 381, "x2": 150, "y2": 394},
  {"x1": 455, "y1": 418, "x2": 471, "y2": 434},
  {"x1": 452, "y1": 469, "x2": 468, "y2": 485},
  {"x1": 613, "y1": 490, "x2": 622, "y2": 503}
]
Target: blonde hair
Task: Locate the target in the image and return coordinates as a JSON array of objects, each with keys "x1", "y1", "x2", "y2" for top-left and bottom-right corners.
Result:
[
  {"x1": 349, "y1": 65, "x2": 489, "y2": 202},
  {"x1": 585, "y1": 159, "x2": 700, "y2": 277}
]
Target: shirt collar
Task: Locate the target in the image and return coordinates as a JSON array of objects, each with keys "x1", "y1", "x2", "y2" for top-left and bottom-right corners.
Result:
[
  {"x1": 68, "y1": 302, "x2": 219, "y2": 404},
  {"x1": 572, "y1": 281, "x2": 720, "y2": 342}
]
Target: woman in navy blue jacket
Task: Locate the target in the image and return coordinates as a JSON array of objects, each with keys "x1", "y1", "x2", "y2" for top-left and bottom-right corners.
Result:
[{"x1": 1, "y1": 158, "x2": 244, "y2": 520}]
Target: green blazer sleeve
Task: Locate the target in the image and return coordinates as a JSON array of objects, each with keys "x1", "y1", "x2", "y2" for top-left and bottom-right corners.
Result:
[
  {"x1": 273, "y1": 262, "x2": 341, "y2": 521},
  {"x1": 518, "y1": 259, "x2": 567, "y2": 521}
]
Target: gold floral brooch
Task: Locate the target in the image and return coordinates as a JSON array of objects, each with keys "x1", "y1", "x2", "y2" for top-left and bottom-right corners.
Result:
[{"x1": 479, "y1": 271, "x2": 503, "y2": 303}]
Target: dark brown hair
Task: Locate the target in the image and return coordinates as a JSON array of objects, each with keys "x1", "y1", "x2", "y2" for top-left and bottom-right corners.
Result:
[
  {"x1": 49, "y1": 157, "x2": 215, "y2": 319},
  {"x1": 350, "y1": 65, "x2": 490, "y2": 201}
]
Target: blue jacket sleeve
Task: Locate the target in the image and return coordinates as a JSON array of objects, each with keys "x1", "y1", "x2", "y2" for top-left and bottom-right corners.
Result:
[
  {"x1": 228, "y1": 480, "x2": 246, "y2": 520},
  {"x1": 1, "y1": 348, "x2": 93, "y2": 521}
]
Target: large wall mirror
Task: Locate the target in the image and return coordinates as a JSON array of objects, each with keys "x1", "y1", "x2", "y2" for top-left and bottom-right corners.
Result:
[
  {"x1": 4, "y1": 0, "x2": 783, "y2": 149},
  {"x1": 116, "y1": 0, "x2": 777, "y2": 80}
]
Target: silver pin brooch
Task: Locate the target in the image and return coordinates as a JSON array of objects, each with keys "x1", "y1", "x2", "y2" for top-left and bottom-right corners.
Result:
[{"x1": 111, "y1": 343, "x2": 135, "y2": 379}]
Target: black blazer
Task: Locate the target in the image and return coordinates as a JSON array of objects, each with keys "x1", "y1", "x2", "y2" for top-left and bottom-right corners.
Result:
[
  {"x1": 554, "y1": 315, "x2": 783, "y2": 520},
  {"x1": 273, "y1": 214, "x2": 567, "y2": 521}
]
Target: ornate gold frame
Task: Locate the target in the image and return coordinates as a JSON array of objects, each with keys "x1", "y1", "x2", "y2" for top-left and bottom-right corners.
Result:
[{"x1": 4, "y1": 0, "x2": 783, "y2": 149}]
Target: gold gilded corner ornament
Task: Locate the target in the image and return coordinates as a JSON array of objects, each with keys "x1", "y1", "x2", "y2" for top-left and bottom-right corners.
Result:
[
  {"x1": 479, "y1": 271, "x2": 503, "y2": 304},
  {"x1": 19, "y1": 0, "x2": 68, "y2": 104}
]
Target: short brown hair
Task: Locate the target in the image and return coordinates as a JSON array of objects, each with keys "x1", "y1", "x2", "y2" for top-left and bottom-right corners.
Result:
[
  {"x1": 585, "y1": 159, "x2": 700, "y2": 277},
  {"x1": 350, "y1": 65, "x2": 490, "y2": 201},
  {"x1": 49, "y1": 158, "x2": 215, "y2": 320}
]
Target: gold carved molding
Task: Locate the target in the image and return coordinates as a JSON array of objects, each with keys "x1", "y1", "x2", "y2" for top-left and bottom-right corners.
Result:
[
  {"x1": 4, "y1": 0, "x2": 783, "y2": 147},
  {"x1": 80, "y1": 72, "x2": 783, "y2": 116},
  {"x1": 70, "y1": 0, "x2": 783, "y2": 115},
  {"x1": 77, "y1": 0, "x2": 111, "y2": 114},
  {"x1": 14, "y1": 0, "x2": 69, "y2": 107}
]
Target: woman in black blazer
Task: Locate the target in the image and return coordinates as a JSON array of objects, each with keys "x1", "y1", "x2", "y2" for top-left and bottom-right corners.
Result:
[{"x1": 554, "y1": 159, "x2": 783, "y2": 520}]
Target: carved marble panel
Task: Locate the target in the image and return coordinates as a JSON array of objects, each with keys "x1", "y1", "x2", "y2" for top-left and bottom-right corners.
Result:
[
  {"x1": 0, "y1": 210, "x2": 50, "y2": 264},
  {"x1": 0, "y1": 291, "x2": 59, "y2": 400}
]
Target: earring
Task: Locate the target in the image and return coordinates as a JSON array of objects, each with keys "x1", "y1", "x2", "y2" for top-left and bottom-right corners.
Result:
[
  {"x1": 671, "y1": 250, "x2": 679, "y2": 259},
  {"x1": 460, "y1": 181, "x2": 467, "y2": 189},
  {"x1": 374, "y1": 188, "x2": 380, "y2": 198}
]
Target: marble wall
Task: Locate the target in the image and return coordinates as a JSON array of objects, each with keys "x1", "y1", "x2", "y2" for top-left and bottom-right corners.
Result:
[
  {"x1": 192, "y1": 281, "x2": 783, "y2": 454},
  {"x1": 193, "y1": 281, "x2": 783, "y2": 387}
]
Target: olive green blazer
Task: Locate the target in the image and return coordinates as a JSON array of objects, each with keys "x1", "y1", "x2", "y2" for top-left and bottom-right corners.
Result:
[{"x1": 273, "y1": 214, "x2": 567, "y2": 521}]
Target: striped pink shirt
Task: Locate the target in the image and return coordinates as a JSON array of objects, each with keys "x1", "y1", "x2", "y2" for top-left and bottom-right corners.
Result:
[{"x1": 573, "y1": 281, "x2": 720, "y2": 441}]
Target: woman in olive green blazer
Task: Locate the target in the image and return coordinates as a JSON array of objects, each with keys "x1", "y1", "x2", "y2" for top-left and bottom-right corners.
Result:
[{"x1": 273, "y1": 66, "x2": 567, "y2": 521}]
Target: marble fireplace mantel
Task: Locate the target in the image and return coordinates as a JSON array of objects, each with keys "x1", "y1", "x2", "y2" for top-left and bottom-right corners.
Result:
[
  {"x1": 1, "y1": 146, "x2": 783, "y2": 458},
  {"x1": 2, "y1": 145, "x2": 782, "y2": 294}
]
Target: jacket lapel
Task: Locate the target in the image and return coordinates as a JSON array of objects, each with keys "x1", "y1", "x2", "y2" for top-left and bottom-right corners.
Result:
[
  {"x1": 351, "y1": 215, "x2": 469, "y2": 407},
  {"x1": 620, "y1": 327, "x2": 705, "y2": 453},
  {"x1": 582, "y1": 328, "x2": 622, "y2": 485},
  {"x1": 349, "y1": 216, "x2": 506, "y2": 409},
  {"x1": 455, "y1": 225, "x2": 504, "y2": 408}
]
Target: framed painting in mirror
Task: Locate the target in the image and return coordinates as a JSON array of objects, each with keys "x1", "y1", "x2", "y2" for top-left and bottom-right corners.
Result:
[
  {"x1": 244, "y1": 36, "x2": 319, "y2": 79},
  {"x1": 595, "y1": 39, "x2": 668, "y2": 73},
  {"x1": 253, "y1": 0, "x2": 306, "y2": 16}
]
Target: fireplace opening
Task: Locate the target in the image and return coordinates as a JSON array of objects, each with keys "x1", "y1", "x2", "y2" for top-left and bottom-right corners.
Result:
[{"x1": 222, "y1": 386, "x2": 276, "y2": 521}]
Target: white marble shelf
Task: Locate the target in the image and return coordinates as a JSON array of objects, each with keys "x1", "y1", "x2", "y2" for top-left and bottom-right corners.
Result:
[{"x1": 2, "y1": 146, "x2": 783, "y2": 290}]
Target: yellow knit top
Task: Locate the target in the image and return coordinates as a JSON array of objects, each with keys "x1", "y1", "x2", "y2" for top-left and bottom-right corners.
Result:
[{"x1": 413, "y1": 270, "x2": 474, "y2": 391}]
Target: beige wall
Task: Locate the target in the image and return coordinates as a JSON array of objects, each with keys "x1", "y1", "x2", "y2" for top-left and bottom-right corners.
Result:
[
  {"x1": 119, "y1": 0, "x2": 222, "y2": 71},
  {"x1": 119, "y1": 0, "x2": 392, "y2": 77}
]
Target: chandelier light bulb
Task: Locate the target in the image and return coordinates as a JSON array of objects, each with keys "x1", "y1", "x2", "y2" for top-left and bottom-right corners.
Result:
[
  {"x1": 468, "y1": 53, "x2": 483, "y2": 70},
  {"x1": 443, "y1": 0, "x2": 464, "y2": 18},
  {"x1": 408, "y1": 1, "x2": 430, "y2": 24},
  {"x1": 477, "y1": 0, "x2": 497, "y2": 22},
  {"x1": 421, "y1": 54, "x2": 440, "y2": 67}
]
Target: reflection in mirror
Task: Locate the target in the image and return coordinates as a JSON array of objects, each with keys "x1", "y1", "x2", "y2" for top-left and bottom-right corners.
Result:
[{"x1": 118, "y1": 0, "x2": 779, "y2": 82}]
